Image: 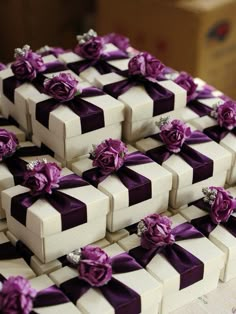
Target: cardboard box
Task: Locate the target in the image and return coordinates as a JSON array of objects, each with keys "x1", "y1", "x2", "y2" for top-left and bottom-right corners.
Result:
[{"x1": 97, "y1": 0, "x2": 236, "y2": 99}]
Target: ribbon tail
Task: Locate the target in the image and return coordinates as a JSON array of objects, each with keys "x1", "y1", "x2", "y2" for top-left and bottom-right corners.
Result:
[
  {"x1": 146, "y1": 145, "x2": 172, "y2": 165},
  {"x1": 82, "y1": 167, "x2": 110, "y2": 187},
  {"x1": 103, "y1": 79, "x2": 137, "y2": 99},
  {"x1": 204, "y1": 125, "x2": 229, "y2": 143},
  {"x1": 129, "y1": 246, "x2": 159, "y2": 268},
  {"x1": 100, "y1": 277, "x2": 141, "y2": 314},
  {"x1": 172, "y1": 222, "x2": 205, "y2": 240},
  {"x1": 111, "y1": 252, "x2": 142, "y2": 273},
  {"x1": 60, "y1": 277, "x2": 90, "y2": 304},
  {"x1": 124, "y1": 151, "x2": 152, "y2": 166},
  {"x1": 4, "y1": 156, "x2": 27, "y2": 185},
  {"x1": 58, "y1": 174, "x2": 89, "y2": 189},
  {"x1": 190, "y1": 215, "x2": 217, "y2": 238},
  {"x1": 33, "y1": 285, "x2": 69, "y2": 308},
  {"x1": 67, "y1": 59, "x2": 95, "y2": 74}
]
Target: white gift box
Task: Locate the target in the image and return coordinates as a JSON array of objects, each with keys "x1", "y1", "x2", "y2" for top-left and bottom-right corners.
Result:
[
  {"x1": 180, "y1": 186, "x2": 236, "y2": 283},
  {"x1": 0, "y1": 55, "x2": 81, "y2": 134},
  {"x1": 28, "y1": 80, "x2": 124, "y2": 160},
  {"x1": 0, "y1": 220, "x2": 7, "y2": 232},
  {"x1": 28, "y1": 275, "x2": 81, "y2": 313},
  {"x1": 1, "y1": 168, "x2": 110, "y2": 263},
  {"x1": 135, "y1": 123, "x2": 232, "y2": 208},
  {"x1": 106, "y1": 210, "x2": 173, "y2": 244},
  {"x1": 191, "y1": 116, "x2": 236, "y2": 185},
  {"x1": 0, "y1": 115, "x2": 25, "y2": 142},
  {"x1": 72, "y1": 144, "x2": 172, "y2": 232},
  {"x1": 59, "y1": 43, "x2": 129, "y2": 85},
  {"x1": 49, "y1": 243, "x2": 162, "y2": 314},
  {"x1": 6, "y1": 230, "x2": 110, "y2": 276},
  {"x1": 0, "y1": 141, "x2": 59, "y2": 219},
  {"x1": 0, "y1": 231, "x2": 35, "y2": 279},
  {"x1": 118, "y1": 214, "x2": 225, "y2": 314}
]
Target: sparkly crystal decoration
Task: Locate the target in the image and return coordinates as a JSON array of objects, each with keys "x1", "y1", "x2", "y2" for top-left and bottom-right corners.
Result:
[
  {"x1": 26, "y1": 158, "x2": 47, "y2": 171},
  {"x1": 137, "y1": 220, "x2": 148, "y2": 237},
  {"x1": 76, "y1": 29, "x2": 98, "y2": 45},
  {"x1": 14, "y1": 44, "x2": 30, "y2": 58},
  {"x1": 210, "y1": 100, "x2": 225, "y2": 119},
  {"x1": 156, "y1": 116, "x2": 170, "y2": 129},
  {"x1": 67, "y1": 249, "x2": 81, "y2": 265},
  {"x1": 202, "y1": 187, "x2": 218, "y2": 205}
]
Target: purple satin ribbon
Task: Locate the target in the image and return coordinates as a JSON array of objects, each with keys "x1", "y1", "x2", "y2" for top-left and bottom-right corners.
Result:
[
  {"x1": 0, "y1": 241, "x2": 21, "y2": 260},
  {"x1": 10, "y1": 174, "x2": 89, "y2": 231},
  {"x1": 190, "y1": 199, "x2": 236, "y2": 237},
  {"x1": 129, "y1": 222, "x2": 204, "y2": 290},
  {"x1": 0, "y1": 116, "x2": 20, "y2": 127},
  {"x1": 68, "y1": 49, "x2": 128, "y2": 75},
  {"x1": 4, "y1": 145, "x2": 51, "y2": 185},
  {"x1": 15, "y1": 240, "x2": 34, "y2": 265},
  {"x1": 83, "y1": 151, "x2": 152, "y2": 206},
  {"x1": 2, "y1": 61, "x2": 68, "y2": 103},
  {"x1": 187, "y1": 88, "x2": 216, "y2": 116},
  {"x1": 103, "y1": 75, "x2": 175, "y2": 117},
  {"x1": 204, "y1": 125, "x2": 236, "y2": 143},
  {"x1": 60, "y1": 252, "x2": 142, "y2": 314},
  {"x1": 147, "y1": 131, "x2": 213, "y2": 183},
  {"x1": 35, "y1": 87, "x2": 105, "y2": 133}
]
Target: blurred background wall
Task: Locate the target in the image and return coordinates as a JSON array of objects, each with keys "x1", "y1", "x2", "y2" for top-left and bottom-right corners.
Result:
[{"x1": 1, "y1": 0, "x2": 236, "y2": 98}]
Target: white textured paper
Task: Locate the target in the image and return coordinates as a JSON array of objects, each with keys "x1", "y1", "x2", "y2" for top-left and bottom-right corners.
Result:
[{"x1": 49, "y1": 243, "x2": 162, "y2": 313}]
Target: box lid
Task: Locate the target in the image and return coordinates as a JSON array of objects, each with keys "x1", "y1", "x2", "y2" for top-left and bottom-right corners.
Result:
[{"x1": 2, "y1": 168, "x2": 109, "y2": 238}]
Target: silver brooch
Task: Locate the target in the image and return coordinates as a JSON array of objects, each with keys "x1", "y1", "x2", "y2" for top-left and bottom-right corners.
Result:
[
  {"x1": 202, "y1": 187, "x2": 218, "y2": 205},
  {"x1": 137, "y1": 220, "x2": 147, "y2": 237},
  {"x1": 76, "y1": 29, "x2": 97, "y2": 45},
  {"x1": 26, "y1": 158, "x2": 47, "y2": 171},
  {"x1": 66, "y1": 249, "x2": 81, "y2": 265},
  {"x1": 156, "y1": 116, "x2": 170, "y2": 129},
  {"x1": 210, "y1": 100, "x2": 225, "y2": 119},
  {"x1": 14, "y1": 44, "x2": 30, "y2": 58}
]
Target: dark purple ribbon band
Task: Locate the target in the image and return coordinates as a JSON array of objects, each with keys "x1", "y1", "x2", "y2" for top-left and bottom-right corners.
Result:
[
  {"x1": 2, "y1": 60, "x2": 68, "y2": 103},
  {"x1": 147, "y1": 131, "x2": 213, "y2": 183},
  {"x1": 68, "y1": 49, "x2": 128, "y2": 75},
  {"x1": 103, "y1": 75, "x2": 175, "y2": 117},
  {"x1": 190, "y1": 199, "x2": 236, "y2": 237},
  {"x1": 4, "y1": 145, "x2": 51, "y2": 185},
  {"x1": 187, "y1": 88, "x2": 216, "y2": 116},
  {"x1": 15, "y1": 240, "x2": 34, "y2": 266},
  {"x1": 60, "y1": 252, "x2": 142, "y2": 314},
  {"x1": 10, "y1": 174, "x2": 89, "y2": 231},
  {"x1": 83, "y1": 151, "x2": 152, "y2": 206},
  {"x1": 0, "y1": 116, "x2": 20, "y2": 127},
  {"x1": 129, "y1": 222, "x2": 204, "y2": 290},
  {"x1": 0, "y1": 241, "x2": 21, "y2": 260},
  {"x1": 35, "y1": 87, "x2": 105, "y2": 133},
  {"x1": 203, "y1": 125, "x2": 236, "y2": 143}
]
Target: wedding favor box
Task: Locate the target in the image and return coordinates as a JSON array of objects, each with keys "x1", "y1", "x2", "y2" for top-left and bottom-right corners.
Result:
[
  {"x1": 106, "y1": 210, "x2": 172, "y2": 244},
  {"x1": 136, "y1": 123, "x2": 232, "y2": 208},
  {"x1": 191, "y1": 116, "x2": 236, "y2": 185},
  {"x1": 72, "y1": 145, "x2": 172, "y2": 232},
  {"x1": 0, "y1": 141, "x2": 59, "y2": 219},
  {"x1": 6, "y1": 230, "x2": 110, "y2": 276},
  {"x1": 118, "y1": 214, "x2": 225, "y2": 314},
  {"x1": 59, "y1": 43, "x2": 129, "y2": 85},
  {"x1": 49, "y1": 243, "x2": 162, "y2": 314},
  {"x1": 180, "y1": 186, "x2": 236, "y2": 283},
  {"x1": 26, "y1": 275, "x2": 81, "y2": 313},
  {"x1": 0, "y1": 232, "x2": 35, "y2": 279},
  {"x1": 0, "y1": 115, "x2": 25, "y2": 142},
  {"x1": 0, "y1": 220, "x2": 7, "y2": 232},
  {"x1": 0, "y1": 55, "x2": 79, "y2": 134},
  {"x1": 1, "y1": 168, "x2": 110, "y2": 263},
  {"x1": 95, "y1": 63, "x2": 187, "y2": 143},
  {"x1": 28, "y1": 81, "x2": 124, "y2": 161}
]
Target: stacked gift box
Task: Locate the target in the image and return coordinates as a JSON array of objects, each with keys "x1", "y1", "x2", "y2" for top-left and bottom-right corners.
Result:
[{"x1": 0, "y1": 29, "x2": 236, "y2": 313}]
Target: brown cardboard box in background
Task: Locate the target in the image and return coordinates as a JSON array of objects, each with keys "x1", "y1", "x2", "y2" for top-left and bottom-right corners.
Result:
[{"x1": 96, "y1": 0, "x2": 236, "y2": 99}]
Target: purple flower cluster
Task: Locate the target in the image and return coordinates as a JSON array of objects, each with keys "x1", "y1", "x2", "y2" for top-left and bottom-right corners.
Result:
[
  {"x1": 0, "y1": 128, "x2": 18, "y2": 161},
  {"x1": 78, "y1": 245, "x2": 112, "y2": 287},
  {"x1": 75, "y1": 36, "x2": 104, "y2": 60},
  {"x1": 92, "y1": 139, "x2": 128, "y2": 175},
  {"x1": 128, "y1": 52, "x2": 164, "y2": 82},
  {"x1": 103, "y1": 32, "x2": 130, "y2": 51},
  {"x1": 174, "y1": 72, "x2": 197, "y2": 102},
  {"x1": 138, "y1": 214, "x2": 175, "y2": 250},
  {"x1": 44, "y1": 72, "x2": 79, "y2": 102},
  {"x1": 159, "y1": 119, "x2": 192, "y2": 153},
  {"x1": 11, "y1": 46, "x2": 46, "y2": 81},
  {"x1": 216, "y1": 101, "x2": 236, "y2": 130},
  {"x1": 24, "y1": 160, "x2": 61, "y2": 195},
  {"x1": 0, "y1": 276, "x2": 37, "y2": 314}
]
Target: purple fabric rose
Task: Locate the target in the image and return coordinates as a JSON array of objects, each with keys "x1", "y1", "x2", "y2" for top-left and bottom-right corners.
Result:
[
  {"x1": 174, "y1": 72, "x2": 197, "y2": 102},
  {"x1": 139, "y1": 213, "x2": 175, "y2": 250},
  {"x1": 24, "y1": 160, "x2": 61, "y2": 195},
  {"x1": 0, "y1": 276, "x2": 37, "y2": 314},
  {"x1": 216, "y1": 101, "x2": 236, "y2": 130},
  {"x1": 159, "y1": 119, "x2": 192, "y2": 153},
  {"x1": 92, "y1": 139, "x2": 128, "y2": 175},
  {"x1": 128, "y1": 52, "x2": 165, "y2": 82},
  {"x1": 75, "y1": 36, "x2": 104, "y2": 60},
  {"x1": 11, "y1": 46, "x2": 46, "y2": 81},
  {"x1": 0, "y1": 128, "x2": 18, "y2": 161},
  {"x1": 44, "y1": 73, "x2": 78, "y2": 102},
  {"x1": 208, "y1": 187, "x2": 236, "y2": 224},
  {"x1": 103, "y1": 32, "x2": 130, "y2": 51},
  {"x1": 80, "y1": 245, "x2": 111, "y2": 264},
  {"x1": 0, "y1": 63, "x2": 6, "y2": 71},
  {"x1": 78, "y1": 246, "x2": 112, "y2": 287}
]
